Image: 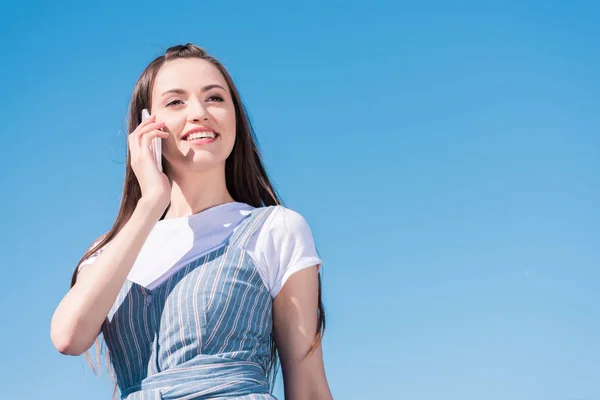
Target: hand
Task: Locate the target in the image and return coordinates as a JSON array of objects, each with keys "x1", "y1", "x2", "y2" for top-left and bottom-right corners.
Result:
[{"x1": 128, "y1": 114, "x2": 171, "y2": 214}]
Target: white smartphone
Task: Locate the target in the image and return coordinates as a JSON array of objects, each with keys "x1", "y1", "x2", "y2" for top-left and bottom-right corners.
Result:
[{"x1": 141, "y1": 109, "x2": 163, "y2": 172}]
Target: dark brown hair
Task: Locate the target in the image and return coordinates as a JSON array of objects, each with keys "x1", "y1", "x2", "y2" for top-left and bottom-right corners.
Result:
[{"x1": 70, "y1": 43, "x2": 325, "y2": 391}]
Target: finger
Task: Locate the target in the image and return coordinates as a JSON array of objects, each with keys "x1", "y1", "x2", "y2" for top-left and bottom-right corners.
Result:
[
  {"x1": 140, "y1": 130, "x2": 169, "y2": 158},
  {"x1": 139, "y1": 113, "x2": 156, "y2": 128},
  {"x1": 136, "y1": 121, "x2": 165, "y2": 139},
  {"x1": 128, "y1": 119, "x2": 161, "y2": 148},
  {"x1": 136, "y1": 121, "x2": 166, "y2": 147},
  {"x1": 133, "y1": 114, "x2": 156, "y2": 144}
]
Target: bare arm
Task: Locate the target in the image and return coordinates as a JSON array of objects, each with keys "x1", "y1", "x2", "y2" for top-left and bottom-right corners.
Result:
[
  {"x1": 273, "y1": 267, "x2": 333, "y2": 400},
  {"x1": 50, "y1": 200, "x2": 164, "y2": 355}
]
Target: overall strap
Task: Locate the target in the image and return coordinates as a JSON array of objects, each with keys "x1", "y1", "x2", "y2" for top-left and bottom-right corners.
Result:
[{"x1": 228, "y1": 206, "x2": 277, "y2": 248}]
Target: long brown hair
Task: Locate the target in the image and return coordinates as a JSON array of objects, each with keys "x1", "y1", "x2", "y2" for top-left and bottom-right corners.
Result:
[{"x1": 70, "y1": 43, "x2": 325, "y2": 391}]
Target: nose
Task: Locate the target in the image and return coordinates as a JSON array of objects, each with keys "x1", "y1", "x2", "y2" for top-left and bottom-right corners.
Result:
[{"x1": 187, "y1": 99, "x2": 210, "y2": 122}]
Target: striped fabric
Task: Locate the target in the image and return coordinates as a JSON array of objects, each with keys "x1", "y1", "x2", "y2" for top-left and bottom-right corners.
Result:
[{"x1": 103, "y1": 207, "x2": 278, "y2": 400}]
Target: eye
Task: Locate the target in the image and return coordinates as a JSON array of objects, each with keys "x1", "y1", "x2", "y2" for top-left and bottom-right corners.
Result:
[
  {"x1": 207, "y1": 94, "x2": 224, "y2": 102},
  {"x1": 166, "y1": 99, "x2": 184, "y2": 107}
]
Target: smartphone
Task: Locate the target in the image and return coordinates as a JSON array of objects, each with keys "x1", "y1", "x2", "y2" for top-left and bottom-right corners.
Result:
[{"x1": 141, "y1": 109, "x2": 163, "y2": 172}]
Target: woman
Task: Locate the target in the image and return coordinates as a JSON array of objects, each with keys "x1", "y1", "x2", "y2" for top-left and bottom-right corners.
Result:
[{"x1": 51, "y1": 43, "x2": 333, "y2": 400}]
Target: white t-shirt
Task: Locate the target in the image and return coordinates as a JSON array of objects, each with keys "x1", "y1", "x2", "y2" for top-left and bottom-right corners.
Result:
[{"x1": 80, "y1": 203, "x2": 322, "y2": 298}]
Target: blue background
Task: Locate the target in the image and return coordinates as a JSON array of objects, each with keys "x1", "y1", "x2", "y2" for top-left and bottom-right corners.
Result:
[{"x1": 1, "y1": 1, "x2": 598, "y2": 399}]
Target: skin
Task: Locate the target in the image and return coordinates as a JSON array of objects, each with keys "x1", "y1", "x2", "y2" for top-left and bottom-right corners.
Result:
[{"x1": 51, "y1": 58, "x2": 332, "y2": 399}]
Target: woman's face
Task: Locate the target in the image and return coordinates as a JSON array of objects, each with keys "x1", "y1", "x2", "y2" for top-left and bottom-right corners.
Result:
[{"x1": 150, "y1": 58, "x2": 236, "y2": 175}]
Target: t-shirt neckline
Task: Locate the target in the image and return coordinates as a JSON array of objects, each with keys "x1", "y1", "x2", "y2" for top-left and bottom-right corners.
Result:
[{"x1": 158, "y1": 201, "x2": 253, "y2": 225}]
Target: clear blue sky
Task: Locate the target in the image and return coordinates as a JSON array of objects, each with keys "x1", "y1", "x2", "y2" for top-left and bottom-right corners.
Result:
[{"x1": 0, "y1": 1, "x2": 598, "y2": 399}]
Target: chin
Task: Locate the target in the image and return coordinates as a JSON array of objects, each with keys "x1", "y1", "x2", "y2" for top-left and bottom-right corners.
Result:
[
  {"x1": 191, "y1": 161, "x2": 226, "y2": 173},
  {"x1": 174, "y1": 154, "x2": 228, "y2": 174},
  {"x1": 164, "y1": 144, "x2": 232, "y2": 174}
]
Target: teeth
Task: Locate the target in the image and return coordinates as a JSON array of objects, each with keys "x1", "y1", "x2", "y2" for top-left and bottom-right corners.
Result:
[{"x1": 187, "y1": 132, "x2": 216, "y2": 141}]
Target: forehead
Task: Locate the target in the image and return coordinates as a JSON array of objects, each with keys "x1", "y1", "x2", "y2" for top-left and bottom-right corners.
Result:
[{"x1": 153, "y1": 58, "x2": 229, "y2": 95}]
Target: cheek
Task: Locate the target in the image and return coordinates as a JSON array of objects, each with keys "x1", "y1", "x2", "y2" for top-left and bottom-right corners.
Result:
[
  {"x1": 213, "y1": 107, "x2": 237, "y2": 134},
  {"x1": 161, "y1": 115, "x2": 186, "y2": 132},
  {"x1": 159, "y1": 117, "x2": 185, "y2": 149}
]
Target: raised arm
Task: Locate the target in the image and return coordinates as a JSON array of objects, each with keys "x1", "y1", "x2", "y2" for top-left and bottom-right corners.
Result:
[{"x1": 50, "y1": 115, "x2": 170, "y2": 355}]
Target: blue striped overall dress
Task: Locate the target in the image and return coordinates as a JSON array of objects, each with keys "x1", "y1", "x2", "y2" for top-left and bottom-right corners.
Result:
[{"x1": 102, "y1": 207, "x2": 278, "y2": 399}]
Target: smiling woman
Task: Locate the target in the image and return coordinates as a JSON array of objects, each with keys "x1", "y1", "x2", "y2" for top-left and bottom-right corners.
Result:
[{"x1": 50, "y1": 44, "x2": 332, "y2": 400}]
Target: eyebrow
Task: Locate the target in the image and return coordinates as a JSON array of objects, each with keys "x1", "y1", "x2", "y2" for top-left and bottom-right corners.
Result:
[{"x1": 160, "y1": 84, "x2": 226, "y2": 97}]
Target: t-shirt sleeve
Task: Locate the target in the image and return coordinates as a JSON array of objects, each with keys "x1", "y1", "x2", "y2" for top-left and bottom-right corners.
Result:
[
  {"x1": 256, "y1": 207, "x2": 322, "y2": 298},
  {"x1": 78, "y1": 238, "x2": 107, "y2": 270}
]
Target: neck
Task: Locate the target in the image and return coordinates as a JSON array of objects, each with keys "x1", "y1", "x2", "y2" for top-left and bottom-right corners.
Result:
[{"x1": 163, "y1": 165, "x2": 235, "y2": 219}]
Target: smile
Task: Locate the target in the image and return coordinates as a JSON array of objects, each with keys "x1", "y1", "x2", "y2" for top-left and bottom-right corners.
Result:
[
  {"x1": 186, "y1": 132, "x2": 218, "y2": 141},
  {"x1": 181, "y1": 126, "x2": 220, "y2": 145}
]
